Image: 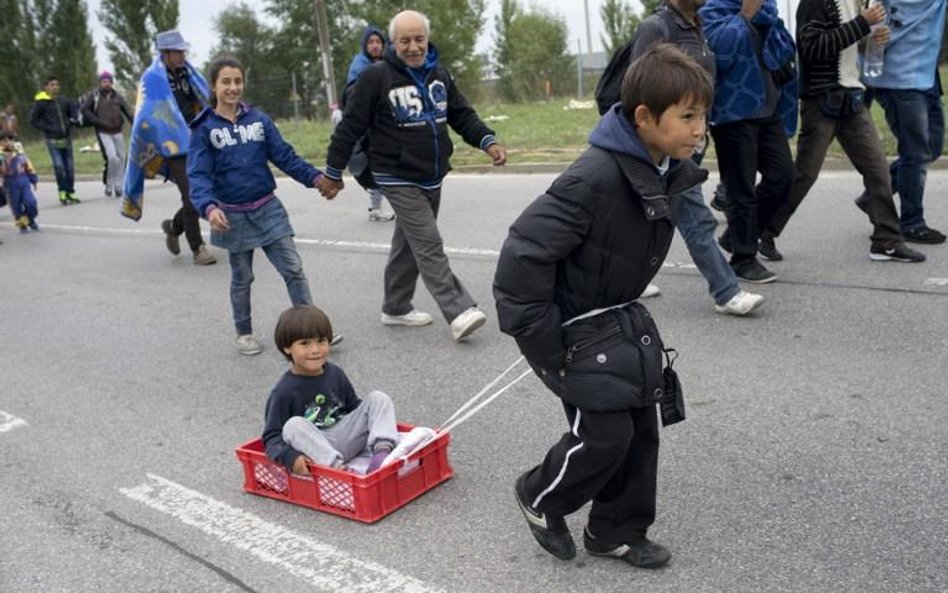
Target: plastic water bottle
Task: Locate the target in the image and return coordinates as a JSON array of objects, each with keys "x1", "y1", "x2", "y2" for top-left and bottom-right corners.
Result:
[{"x1": 863, "y1": 25, "x2": 885, "y2": 78}]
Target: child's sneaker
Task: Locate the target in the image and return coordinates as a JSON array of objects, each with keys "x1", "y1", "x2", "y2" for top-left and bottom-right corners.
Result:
[
  {"x1": 16, "y1": 215, "x2": 28, "y2": 229},
  {"x1": 28, "y1": 221, "x2": 39, "y2": 231}
]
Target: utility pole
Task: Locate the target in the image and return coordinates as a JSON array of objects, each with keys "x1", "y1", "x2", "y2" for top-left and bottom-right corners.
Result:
[
  {"x1": 577, "y1": 38, "x2": 584, "y2": 98},
  {"x1": 314, "y1": 0, "x2": 337, "y2": 115},
  {"x1": 584, "y1": 0, "x2": 593, "y2": 56}
]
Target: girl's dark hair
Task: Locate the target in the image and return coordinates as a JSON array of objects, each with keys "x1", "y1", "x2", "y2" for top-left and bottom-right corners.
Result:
[
  {"x1": 620, "y1": 43, "x2": 714, "y2": 124},
  {"x1": 207, "y1": 56, "x2": 245, "y2": 108},
  {"x1": 274, "y1": 305, "x2": 334, "y2": 361}
]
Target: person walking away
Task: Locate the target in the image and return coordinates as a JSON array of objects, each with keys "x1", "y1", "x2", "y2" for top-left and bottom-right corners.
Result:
[{"x1": 1, "y1": 130, "x2": 39, "y2": 232}]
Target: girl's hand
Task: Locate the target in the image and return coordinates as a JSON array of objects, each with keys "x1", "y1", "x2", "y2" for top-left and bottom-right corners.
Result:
[{"x1": 208, "y1": 207, "x2": 230, "y2": 232}]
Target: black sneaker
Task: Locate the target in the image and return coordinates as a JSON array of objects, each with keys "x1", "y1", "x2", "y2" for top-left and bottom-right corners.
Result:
[
  {"x1": 903, "y1": 226, "x2": 947, "y2": 245},
  {"x1": 514, "y1": 472, "x2": 575, "y2": 560},
  {"x1": 710, "y1": 184, "x2": 727, "y2": 212},
  {"x1": 583, "y1": 527, "x2": 671, "y2": 569},
  {"x1": 758, "y1": 233, "x2": 783, "y2": 262},
  {"x1": 731, "y1": 258, "x2": 777, "y2": 283},
  {"x1": 870, "y1": 243, "x2": 926, "y2": 262},
  {"x1": 717, "y1": 232, "x2": 732, "y2": 253},
  {"x1": 161, "y1": 219, "x2": 181, "y2": 255}
]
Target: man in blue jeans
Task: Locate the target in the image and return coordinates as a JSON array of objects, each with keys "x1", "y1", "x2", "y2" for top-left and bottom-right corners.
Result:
[
  {"x1": 626, "y1": 0, "x2": 764, "y2": 315},
  {"x1": 863, "y1": 0, "x2": 946, "y2": 244},
  {"x1": 29, "y1": 76, "x2": 79, "y2": 205}
]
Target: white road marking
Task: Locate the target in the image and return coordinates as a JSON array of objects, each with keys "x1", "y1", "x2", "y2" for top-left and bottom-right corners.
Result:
[
  {"x1": 924, "y1": 278, "x2": 948, "y2": 287},
  {"x1": 120, "y1": 474, "x2": 445, "y2": 593},
  {"x1": 0, "y1": 411, "x2": 28, "y2": 433}
]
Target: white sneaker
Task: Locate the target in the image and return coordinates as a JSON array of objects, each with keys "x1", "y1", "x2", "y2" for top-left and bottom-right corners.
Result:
[
  {"x1": 381, "y1": 310, "x2": 433, "y2": 326},
  {"x1": 236, "y1": 334, "x2": 263, "y2": 355},
  {"x1": 713, "y1": 290, "x2": 764, "y2": 316},
  {"x1": 450, "y1": 307, "x2": 487, "y2": 341},
  {"x1": 368, "y1": 207, "x2": 395, "y2": 222},
  {"x1": 640, "y1": 283, "x2": 661, "y2": 298}
]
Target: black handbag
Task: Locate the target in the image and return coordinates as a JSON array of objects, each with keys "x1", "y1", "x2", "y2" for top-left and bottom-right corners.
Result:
[{"x1": 548, "y1": 302, "x2": 672, "y2": 412}]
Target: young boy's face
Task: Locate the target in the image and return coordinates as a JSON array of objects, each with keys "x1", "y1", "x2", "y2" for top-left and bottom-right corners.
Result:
[
  {"x1": 635, "y1": 98, "x2": 707, "y2": 164},
  {"x1": 284, "y1": 337, "x2": 331, "y2": 376}
]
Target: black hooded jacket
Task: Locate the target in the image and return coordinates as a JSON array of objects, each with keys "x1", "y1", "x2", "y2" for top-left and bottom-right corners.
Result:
[
  {"x1": 325, "y1": 43, "x2": 495, "y2": 187},
  {"x1": 493, "y1": 106, "x2": 707, "y2": 373}
]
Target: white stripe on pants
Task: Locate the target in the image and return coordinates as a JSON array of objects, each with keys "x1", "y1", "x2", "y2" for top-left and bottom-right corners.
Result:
[{"x1": 98, "y1": 132, "x2": 126, "y2": 191}]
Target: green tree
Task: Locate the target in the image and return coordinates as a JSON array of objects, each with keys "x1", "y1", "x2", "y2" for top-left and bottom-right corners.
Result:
[
  {"x1": 34, "y1": 0, "x2": 98, "y2": 98},
  {"x1": 264, "y1": 0, "x2": 360, "y2": 118},
  {"x1": 97, "y1": 0, "x2": 179, "y2": 90},
  {"x1": 601, "y1": 0, "x2": 663, "y2": 56},
  {"x1": 0, "y1": 0, "x2": 40, "y2": 112},
  {"x1": 494, "y1": 1, "x2": 573, "y2": 102},
  {"x1": 210, "y1": 3, "x2": 290, "y2": 117}
]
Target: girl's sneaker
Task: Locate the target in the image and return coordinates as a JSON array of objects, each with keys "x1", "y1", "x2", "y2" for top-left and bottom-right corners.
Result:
[{"x1": 28, "y1": 221, "x2": 39, "y2": 231}]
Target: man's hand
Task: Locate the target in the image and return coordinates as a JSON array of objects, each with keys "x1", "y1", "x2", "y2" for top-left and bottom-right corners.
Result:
[
  {"x1": 316, "y1": 176, "x2": 344, "y2": 199},
  {"x1": 862, "y1": 3, "x2": 886, "y2": 26},
  {"x1": 870, "y1": 24, "x2": 890, "y2": 45},
  {"x1": 486, "y1": 143, "x2": 507, "y2": 166},
  {"x1": 740, "y1": 0, "x2": 763, "y2": 19},
  {"x1": 208, "y1": 207, "x2": 229, "y2": 232}
]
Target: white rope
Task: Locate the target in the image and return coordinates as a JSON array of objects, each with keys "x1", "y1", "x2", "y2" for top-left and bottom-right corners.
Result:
[{"x1": 403, "y1": 356, "x2": 532, "y2": 458}]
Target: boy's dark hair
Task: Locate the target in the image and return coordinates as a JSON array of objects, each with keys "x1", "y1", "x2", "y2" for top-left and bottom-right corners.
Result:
[
  {"x1": 620, "y1": 43, "x2": 713, "y2": 124},
  {"x1": 45, "y1": 76, "x2": 58, "y2": 84},
  {"x1": 274, "y1": 305, "x2": 334, "y2": 361},
  {"x1": 0, "y1": 130, "x2": 16, "y2": 140}
]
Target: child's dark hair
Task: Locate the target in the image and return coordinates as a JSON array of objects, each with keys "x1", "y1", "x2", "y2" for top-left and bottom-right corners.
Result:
[
  {"x1": 207, "y1": 55, "x2": 245, "y2": 108},
  {"x1": 0, "y1": 130, "x2": 16, "y2": 141},
  {"x1": 620, "y1": 43, "x2": 714, "y2": 124},
  {"x1": 274, "y1": 305, "x2": 334, "y2": 361}
]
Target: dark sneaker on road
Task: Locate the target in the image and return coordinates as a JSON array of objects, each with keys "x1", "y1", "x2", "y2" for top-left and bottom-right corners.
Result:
[
  {"x1": 731, "y1": 258, "x2": 777, "y2": 283},
  {"x1": 870, "y1": 243, "x2": 926, "y2": 263},
  {"x1": 583, "y1": 527, "x2": 671, "y2": 569},
  {"x1": 903, "y1": 226, "x2": 947, "y2": 245},
  {"x1": 515, "y1": 472, "x2": 575, "y2": 560},
  {"x1": 161, "y1": 219, "x2": 181, "y2": 255},
  {"x1": 758, "y1": 233, "x2": 783, "y2": 261}
]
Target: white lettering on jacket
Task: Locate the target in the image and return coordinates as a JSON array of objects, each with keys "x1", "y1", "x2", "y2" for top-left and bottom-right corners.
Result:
[{"x1": 209, "y1": 121, "x2": 265, "y2": 149}]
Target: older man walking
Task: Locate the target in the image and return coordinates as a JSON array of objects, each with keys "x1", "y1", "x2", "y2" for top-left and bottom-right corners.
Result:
[{"x1": 319, "y1": 10, "x2": 507, "y2": 342}]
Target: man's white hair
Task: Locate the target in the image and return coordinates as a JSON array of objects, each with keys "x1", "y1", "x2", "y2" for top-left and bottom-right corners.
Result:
[{"x1": 388, "y1": 10, "x2": 431, "y2": 41}]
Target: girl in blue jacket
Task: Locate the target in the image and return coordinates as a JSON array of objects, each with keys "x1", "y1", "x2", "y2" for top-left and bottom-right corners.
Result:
[{"x1": 188, "y1": 56, "x2": 336, "y2": 356}]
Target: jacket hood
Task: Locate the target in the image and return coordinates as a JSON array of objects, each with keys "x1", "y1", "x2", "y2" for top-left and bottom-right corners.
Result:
[
  {"x1": 588, "y1": 104, "x2": 660, "y2": 165},
  {"x1": 361, "y1": 25, "x2": 386, "y2": 57}
]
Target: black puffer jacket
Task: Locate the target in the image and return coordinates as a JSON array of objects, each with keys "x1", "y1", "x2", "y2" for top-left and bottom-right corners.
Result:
[{"x1": 493, "y1": 106, "x2": 707, "y2": 373}]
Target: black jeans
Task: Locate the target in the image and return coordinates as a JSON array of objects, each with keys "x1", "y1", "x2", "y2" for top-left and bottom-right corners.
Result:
[
  {"x1": 165, "y1": 156, "x2": 204, "y2": 253},
  {"x1": 711, "y1": 114, "x2": 794, "y2": 259},
  {"x1": 521, "y1": 402, "x2": 660, "y2": 543}
]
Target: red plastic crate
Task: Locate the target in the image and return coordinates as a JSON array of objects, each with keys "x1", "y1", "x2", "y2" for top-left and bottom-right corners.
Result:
[{"x1": 235, "y1": 424, "x2": 453, "y2": 523}]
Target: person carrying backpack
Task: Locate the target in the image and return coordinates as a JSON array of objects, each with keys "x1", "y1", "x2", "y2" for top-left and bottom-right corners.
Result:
[{"x1": 81, "y1": 72, "x2": 134, "y2": 198}]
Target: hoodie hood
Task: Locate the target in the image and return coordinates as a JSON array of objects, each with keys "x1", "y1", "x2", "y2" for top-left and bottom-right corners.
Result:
[
  {"x1": 361, "y1": 25, "x2": 386, "y2": 57},
  {"x1": 588, "y1": 104, "x2": 665, "y2": 167}
]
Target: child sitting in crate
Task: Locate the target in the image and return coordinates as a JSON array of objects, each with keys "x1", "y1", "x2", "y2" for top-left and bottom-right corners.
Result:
[{"x1": 263, "y1": 305, "x2": 399, "y2": 476}]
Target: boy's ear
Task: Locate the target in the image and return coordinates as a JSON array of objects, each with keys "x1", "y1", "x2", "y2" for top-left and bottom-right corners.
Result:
[{"x1": 633, "y1": 104, "x2": 657, "y2": 128}]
